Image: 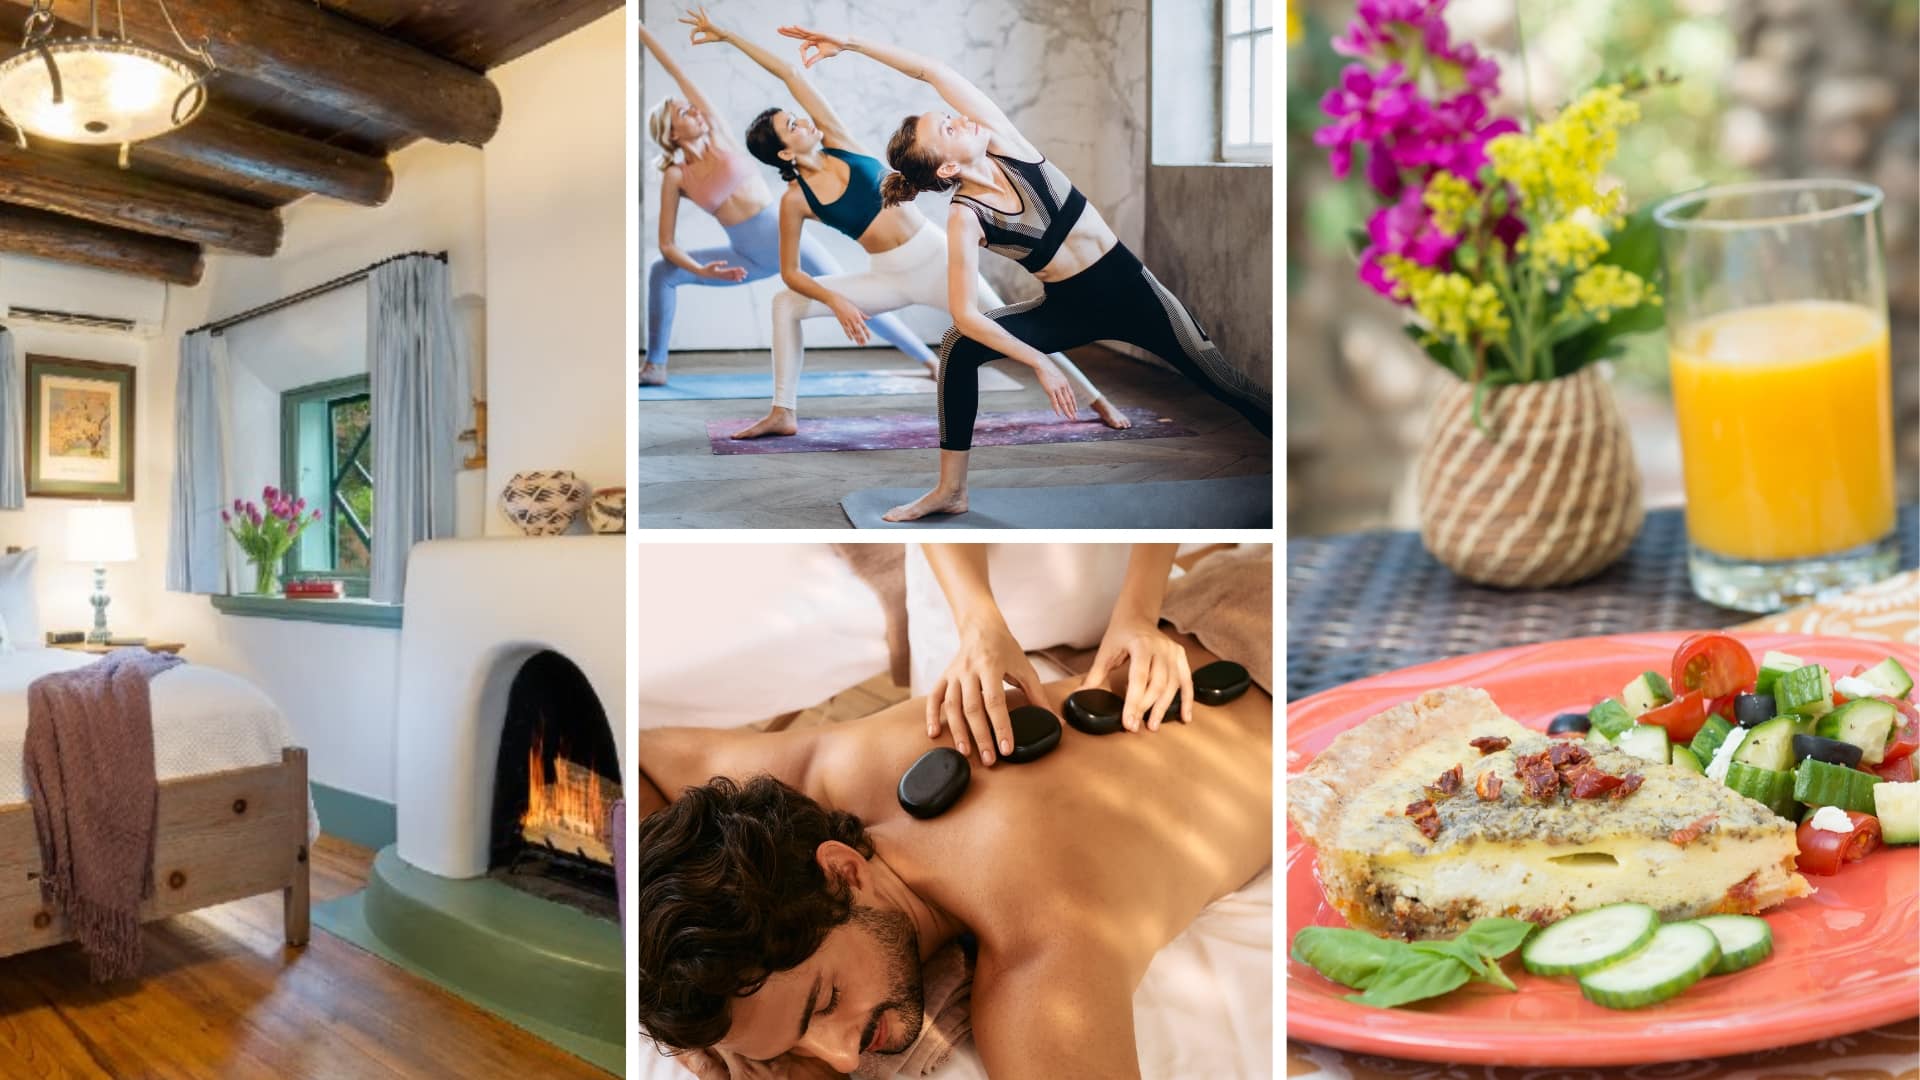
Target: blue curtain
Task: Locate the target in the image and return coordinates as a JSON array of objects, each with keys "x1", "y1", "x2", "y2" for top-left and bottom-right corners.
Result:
[
  {"x1": 166, "y1": 329, "x2": 228, "y2": 593},
  {"x1": 367, "y1": 255, "x2": 459, "y2": 605},
  {"x1": 0, "y1": 328, "x2": 20, "y2": 510}
]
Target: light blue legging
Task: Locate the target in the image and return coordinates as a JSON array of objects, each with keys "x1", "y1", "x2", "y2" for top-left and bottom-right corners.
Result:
[{"x1": 645, "y1": 202, "x2": 935, "y2": 369}]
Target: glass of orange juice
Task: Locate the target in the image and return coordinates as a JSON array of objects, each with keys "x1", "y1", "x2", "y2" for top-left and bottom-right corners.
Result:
[{"x1": 1655, "y1": 179, "x2": 1897, "y2": 612}]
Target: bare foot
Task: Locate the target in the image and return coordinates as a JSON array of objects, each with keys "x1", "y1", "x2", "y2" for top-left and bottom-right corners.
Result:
[
  {"x1": 639, "y1": 361, "x2": 667, "y2": 387},
  {"x1": 1091, "y1": 397, "x2": 1132, "y2": 429},
  {"x1": 882, "y1": 487, "x2": 968, "y2": 522},
  {"x1": 731, "y1": 408, "x2": 798, "y2": 439}
]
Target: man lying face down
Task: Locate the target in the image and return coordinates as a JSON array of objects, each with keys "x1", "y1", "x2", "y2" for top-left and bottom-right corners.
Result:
[{"x1": 634, "y1": 628, "x2": 1273, "y2": 1080}]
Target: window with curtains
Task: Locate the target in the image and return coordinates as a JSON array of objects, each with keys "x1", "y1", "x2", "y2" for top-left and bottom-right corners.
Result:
[
  {"x1": 280, "y1": 375, "x2": 374, "y2": 596},
  {"x1": 1221, "y1": 0, "x2": 1274, "y2": 162}
]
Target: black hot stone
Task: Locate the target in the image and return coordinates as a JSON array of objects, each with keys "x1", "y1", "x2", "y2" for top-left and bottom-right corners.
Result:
[
  {"x1": 1192, "y1": 660, "x2": 1252, "y2": 706},
  {"x1": 1065, "y1": 689, "x2": 1126, "y2": 735},
  {"x1": 898, "y1": 748, "x2": 970, "y2": 819},
  {"x1": 1004, "y1": 704, "x2": 1062, "y2": 763}
]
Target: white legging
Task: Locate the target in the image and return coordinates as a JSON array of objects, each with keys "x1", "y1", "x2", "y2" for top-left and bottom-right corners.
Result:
[{"x1": 769, "y1": 223, "x2": 1103, "y2": 411}]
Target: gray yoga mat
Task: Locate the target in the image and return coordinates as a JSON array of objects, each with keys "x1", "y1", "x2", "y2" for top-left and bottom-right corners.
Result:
[
  {"x1": 639, "y1": 366, "x2": 1019, "y2": 401},
  {"x1": 841, "y1": 474, "x2": 1273, "y2": 529}
]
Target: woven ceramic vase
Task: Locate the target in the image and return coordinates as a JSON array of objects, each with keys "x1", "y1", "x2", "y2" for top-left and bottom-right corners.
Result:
[
  {"x1": 1415, "y1": 366, "x2": 1643, "y2": 588},
  {"x1": 500, "y1": 470, "x2": 591, "y2": 536}
]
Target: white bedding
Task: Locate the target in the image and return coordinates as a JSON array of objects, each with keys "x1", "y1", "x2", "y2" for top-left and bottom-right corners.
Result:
[
  {"x1": 0, "y1": 648, "x2": 297, "y2": 808},
  {"x1": 634, "y1": 870, "x2": 1275, "y2": 1080}
]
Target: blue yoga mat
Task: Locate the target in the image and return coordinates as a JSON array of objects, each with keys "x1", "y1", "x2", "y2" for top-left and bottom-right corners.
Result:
[
  {"x1": 639, "y1": 367, "x2": 1020, "y2": 401},
  {"x1": 840, "y1": 474, "x2": 1273, "y2": 529}
]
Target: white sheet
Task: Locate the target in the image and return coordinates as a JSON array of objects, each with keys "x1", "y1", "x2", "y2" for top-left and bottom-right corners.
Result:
[
  {"x1": 634, "y1": 870, "x2": 1275, "y2": 1080},
  {"x1": 0, "y1": 648, "x2": 297, "y2": 808}
]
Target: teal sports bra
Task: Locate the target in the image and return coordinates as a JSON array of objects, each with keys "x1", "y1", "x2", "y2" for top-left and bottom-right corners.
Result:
[{"x1": 796, "y1": 148, "x2": 886, "y2": 240}]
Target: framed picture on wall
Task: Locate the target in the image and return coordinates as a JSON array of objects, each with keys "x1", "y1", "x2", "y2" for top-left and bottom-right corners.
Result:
[{"x1": 25, "y1": 355, "x2": 135, "y2": 501}]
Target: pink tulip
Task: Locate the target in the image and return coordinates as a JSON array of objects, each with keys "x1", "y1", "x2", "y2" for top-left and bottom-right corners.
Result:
[
  {"x1": 220, "y1": 509, "x2": 231, "y2": 523},
  {"x1": 293, "y1": 497, "x2": 307, "y2": 512},
  {"x1": 264, "y1": 485, "x2": 279, "y2": 502}
]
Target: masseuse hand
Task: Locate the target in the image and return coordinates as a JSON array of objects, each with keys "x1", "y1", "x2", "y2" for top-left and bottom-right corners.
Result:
[
  {"x1": 1031, "y1": 356, "x2": 1078, "y2": 420},
  {"x1": 777, "y1": 25, "x2": 850, "y2": 68},
  {"x1": 680, "y1": 7, "x2": 728, "y2": 46},
  {"x1": 1080, "y1": 615, "x2": 1194, "y2": 731},
  {"x1": 929, "y1": 616, "x2": 1051, "y2": 766},
  {"x1": 827, "y1": 293, "x2": 872, "y2": 345},
  {"x1": 700, "y1": 259, "x2": 749, "y2": 282}
]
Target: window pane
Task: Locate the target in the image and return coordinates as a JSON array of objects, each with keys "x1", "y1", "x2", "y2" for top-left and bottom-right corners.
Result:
[
  {"x1": 1252, "y1": 0, "x2": 1272, "y2": 31},
  {"x1": 1253, "y1": 31, "x2": 1273, "y2": 145},
  {"x1": 1226, "y1": 0, "x2": 1250, "y2": 34},
  {"x1": 1226, "y1": 36, "x2": 1251, "y2": 146}
]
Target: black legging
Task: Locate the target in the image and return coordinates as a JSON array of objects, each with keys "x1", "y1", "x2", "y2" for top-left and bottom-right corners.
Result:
[{"x1": 935, "y1": 243, "x2": 1271, "y2": 451}]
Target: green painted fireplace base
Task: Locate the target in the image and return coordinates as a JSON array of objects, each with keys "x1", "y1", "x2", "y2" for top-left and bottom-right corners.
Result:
[{"x1": 313, "y1": 845, "x2": 624, "y2": 1076}]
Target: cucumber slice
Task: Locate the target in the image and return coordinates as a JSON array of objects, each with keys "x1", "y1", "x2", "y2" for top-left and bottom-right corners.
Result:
[
  {"x1": 1775, "y1": 664, "x2": 1834, "y2": 718},
  {"x1": 1587, "y1": 698, "x2": 1637, "y2": 740},
  {"x1": 1689, "y1": 715, "x2": 1734, "y2": 768},
  {"x1": 1577, "y1": 923, "x2": 1721, "y2": 1010},
  {"x1": 1623, "y1": 671, "x2": 1674, "y2": 716},
  {"x1": 1669, "y1": 745, "x2": 1704, "y2": 775},
  {"x1": 1792, "y1": 758, "x2": 1880, "y2": 813},
  {"x1": 1815, "y1": 699, "x2": 1899, "y2": 765},
  {"x1": 1875, "y1": 780, "x2": 1919, "y2": 845},
  {"x1": 1615, "y1": 724, "x2": 1671, "y2": 765},
  {"x1": 1725, "y1": 761, "x2": 1797, "y2": 818},
  {"x1": 1756, "y1": 651, "x2": 1804, "y2": 696},
  {"x1": 1690, "y1": 915, "x2": 1773, "y2": 975},
  {"x1": 1520, "y1": 903, "x2": 1659, "y2": 976},
  {"x1": 1859, "y1": 657, "x2": 1915, "y2": 699},
  {"x1": 1586, "y1": 727, "x2": 1613, "y2": 747},
  {"x1": 1732, "y1": 715, "x2": 1804, "y2": 773}
]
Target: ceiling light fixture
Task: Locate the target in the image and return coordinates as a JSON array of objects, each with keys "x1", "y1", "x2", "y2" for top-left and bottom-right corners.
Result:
[{"x1": 0, "y1": 0, "x2": 215, "y2": 166}]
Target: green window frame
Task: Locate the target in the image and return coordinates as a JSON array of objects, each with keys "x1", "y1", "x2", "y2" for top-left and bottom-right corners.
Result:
[{"x1": 280, "y1": 375, "x2": 374, "y2": 598}]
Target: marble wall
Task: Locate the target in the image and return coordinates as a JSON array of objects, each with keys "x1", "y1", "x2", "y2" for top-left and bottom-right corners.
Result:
[{"x1": 639, "y1": 0, "x2": 1148, "y2": 352}]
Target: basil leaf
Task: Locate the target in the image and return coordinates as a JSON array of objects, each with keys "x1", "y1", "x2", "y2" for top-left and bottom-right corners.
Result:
[
  {"x1": 1411, "y1": 937, "x2": 1490, "y2": 977},
  {"x1": 1289, "y1": 927, "x2": 1409, "y2": 990},
  {"x1": 1345, "y1": 951, "x2": 1473, "y2": 1008},
  {"x1": 1458, "y1": 917, "x2": 1537, "y2": 959},
  {"x1": 1473, "y1": 957, "x2": 1518, "y2": 992}
]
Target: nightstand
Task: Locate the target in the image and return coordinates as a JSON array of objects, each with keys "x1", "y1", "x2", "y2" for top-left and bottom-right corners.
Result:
[{"x1": 48, "y1": 641, "x2": 186, "y2": 656}]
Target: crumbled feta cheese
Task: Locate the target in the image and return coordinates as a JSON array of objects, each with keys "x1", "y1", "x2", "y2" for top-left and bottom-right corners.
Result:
[
  {"x1": 1706, "y1": 725, "x2": 1749, "y2": 783},
  {"x1": 1834, "y1": 676, "x2": 1882, "y2": 702},
  {"x1": 1807, "y1": 805, "x2": 1853, "y2": 833}
]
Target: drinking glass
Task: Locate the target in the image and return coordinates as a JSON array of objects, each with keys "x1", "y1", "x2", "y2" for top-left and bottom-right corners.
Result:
[{"x1": 1654, "y1": 179, "x2": 1897, "y2": 612}]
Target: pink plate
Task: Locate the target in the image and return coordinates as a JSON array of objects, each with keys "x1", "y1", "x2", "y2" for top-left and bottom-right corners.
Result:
[{"x1": 1286, "y1": 632, "x2": 1920, "y2": 1066}]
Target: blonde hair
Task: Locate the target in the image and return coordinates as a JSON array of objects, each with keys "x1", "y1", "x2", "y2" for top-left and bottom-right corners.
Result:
[{"x1": 648, "y1": 98, "x2": 680, "y2": 173}]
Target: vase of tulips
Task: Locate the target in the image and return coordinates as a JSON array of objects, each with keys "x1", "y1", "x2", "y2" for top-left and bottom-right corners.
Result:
[
  {"x1": 1316, "y1": 0, "x2": 1660, "y2": 587},
  {"x1": 222, "y1": 486, "x2": 322, "y2": 596}
]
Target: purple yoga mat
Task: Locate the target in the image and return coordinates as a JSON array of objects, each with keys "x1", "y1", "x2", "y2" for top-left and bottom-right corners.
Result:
[{"x1": 706, "y1": 407, "x2": 1195, "y2": 455}]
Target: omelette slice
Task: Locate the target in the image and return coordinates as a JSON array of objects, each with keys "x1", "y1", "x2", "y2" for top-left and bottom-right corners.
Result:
[{"x1": 1289, "y1": 687, "x2": 1809, "y2": 940}]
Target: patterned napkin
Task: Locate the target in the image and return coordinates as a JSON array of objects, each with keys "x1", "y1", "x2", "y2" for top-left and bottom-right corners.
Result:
[{"x1": 1732, "y1": 569, "x2": 1920, "y2": 644}]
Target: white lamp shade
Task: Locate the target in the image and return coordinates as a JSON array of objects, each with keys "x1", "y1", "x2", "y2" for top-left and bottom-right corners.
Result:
[
  {"x1": 67, "y1": 504, "x2": 137, "y2": 564},
  {"x1": 0, "y1": 40, "x2": 201, "y2": 146}
]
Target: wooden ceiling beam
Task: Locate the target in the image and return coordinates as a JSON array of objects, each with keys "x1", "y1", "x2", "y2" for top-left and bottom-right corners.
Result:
[
  {"x1": 15, "y1": 0, "x2": 502, "y2": 146},
  {"x1": 138, "y1": 109, "x2": 394, "y2": 207},
  {"x1": 0, "y1": 144, "x2": 280, "y2": 255},
  {"x1": 0, "y1": 204, "x2": 203, "y2": 285}
]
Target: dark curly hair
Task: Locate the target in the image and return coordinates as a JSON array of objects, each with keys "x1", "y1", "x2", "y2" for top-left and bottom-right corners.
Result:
[
  {"x1": 882, "y1": 114, "x2": 955, "y2": 207},
  {"x1": 635, "y1": 774, "x2": 875, "y2": 1050},
  {"x1": 746, "y1": 107, "x2": 799, "y2": 183}
]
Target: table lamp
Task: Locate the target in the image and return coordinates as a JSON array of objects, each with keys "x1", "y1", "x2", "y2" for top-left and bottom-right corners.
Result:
[{"x1": 66, "y1": 504, "x2": 137, "y2": 645}]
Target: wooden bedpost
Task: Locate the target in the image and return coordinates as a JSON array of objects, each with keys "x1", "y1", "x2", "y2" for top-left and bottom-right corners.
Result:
[{"x1": 284, "y1": 747, "x2": 311, "y2": 947}]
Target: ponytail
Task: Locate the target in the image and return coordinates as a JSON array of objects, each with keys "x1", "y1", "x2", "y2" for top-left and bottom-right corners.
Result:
[
  {"x1": 883, "y1": 114, "x2": 956, "y2": 206},
  {"x1": 745, "y1": 108, "x2": 799, "y2": 183},
  {"x1": 879, "y1": 172, "x2": 922, "y2": 208}
]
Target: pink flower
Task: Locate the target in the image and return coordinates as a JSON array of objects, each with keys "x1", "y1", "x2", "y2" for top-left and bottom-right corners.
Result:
[
  {"x1": 311, "y1": 508, "x2": 322, "y2": 520},
  {"x1": 220, "y1": 509, "x2": 231, "y2": 523},
  {"x1": 264, "y1": 485, "x2": 278, "y2": 502},
  {"x1": 293, "y1": 497, "x2": 307, "y2": 513}
]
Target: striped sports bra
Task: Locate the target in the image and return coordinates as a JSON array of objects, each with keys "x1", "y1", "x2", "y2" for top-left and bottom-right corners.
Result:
[
  {"x1": 796, "y1": 148, "x2": 886, "y2": 241},
  {"x1": 951, "y1": 152, "x2": 1088, "y2": 273}
]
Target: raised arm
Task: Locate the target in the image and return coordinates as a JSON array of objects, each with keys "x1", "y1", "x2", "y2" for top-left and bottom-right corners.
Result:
[
  {"x1": 640, "y1": 19, "x2": 735, "y2": 147},
  {"x1": 777, "y1": 25, "x2": 1039, "y2": 158},
  {"x1": 683, "y1": 8, "x2": 864, "y2": 154}
]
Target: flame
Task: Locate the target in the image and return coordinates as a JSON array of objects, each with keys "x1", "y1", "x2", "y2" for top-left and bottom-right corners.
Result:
[{"x1": 519, "y1": 729, "x2": 612, "y2": 850}]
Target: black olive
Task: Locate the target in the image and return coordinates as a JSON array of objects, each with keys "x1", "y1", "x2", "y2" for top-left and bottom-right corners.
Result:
[
  {"x1": 1547, "y1": 712, "x2": 1591, "y2": 735},
  {"x1": 1735, "y1": 693, "x2": 1777, "y2": 729},
  {"x1": 1791, "y1": 733, "x2": 1864, "y2": 769}
]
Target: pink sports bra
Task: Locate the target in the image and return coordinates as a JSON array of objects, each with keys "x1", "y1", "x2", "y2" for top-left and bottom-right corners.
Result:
[{"x1": 676, "y1": 146, "x2": 755, "y2": 214}]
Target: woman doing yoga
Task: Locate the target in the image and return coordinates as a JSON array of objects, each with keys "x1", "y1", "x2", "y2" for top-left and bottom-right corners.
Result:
[
  {"x1": 779, "y1": 24, "x2": 1273, "y2": 522},
  {"x1": 681, "y1": 9, "x2": 1125, "y2": 439},
  {"x1": 640, "y1": 20, "x2": 930, "y2": 388}
]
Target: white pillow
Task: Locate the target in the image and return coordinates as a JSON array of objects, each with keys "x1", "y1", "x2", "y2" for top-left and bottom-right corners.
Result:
[{"x1": 0, "y1": 547, "x2": 40, "y2": 650}]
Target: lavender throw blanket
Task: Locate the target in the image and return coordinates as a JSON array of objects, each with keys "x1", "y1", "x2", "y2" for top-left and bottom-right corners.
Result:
[{"x1": 25, "y1": 650, "x2": 183, "y2": 981}]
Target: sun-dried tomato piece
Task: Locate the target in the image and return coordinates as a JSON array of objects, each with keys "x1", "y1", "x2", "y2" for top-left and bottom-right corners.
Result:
[
  {"x1": 1564, "y1": 765, "x2": 1625, "y2": 799},
  {"x1": 1670, "y1": 812, "x2": 1719, "y2": 846},
  {"x1": 1513, "y1": 751, "x2": 1559, "y2": 801},
  {"x1": 1405, "y1": 798, "x2": 1442, "y2": 840},
  {"x1": 1547, "y1": 742, "x2": 1592, "y2": 773},
  {"x1": 1469, "y1": 735, "x2": 1511, "y2": 755},
  {"x1": 1610, "y1": 773, "x2": 1645, "y2": 799},
  {"x1": 1426, "y1": 764, "x2": 1464, "y2": 800},
  {"x1": 1475, "y1": 770, "x2": 1503, "y2": 800}
]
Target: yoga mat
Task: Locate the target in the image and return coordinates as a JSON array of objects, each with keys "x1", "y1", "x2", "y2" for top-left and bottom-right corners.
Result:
[
  {"x1": 706, "y1": 407, "x2": 1193, "y2": 455},
  {"x1": 640, "y1": 367, "x2": 1019, "y2": 401},
  {"x1": 840, "y1": 474, "x2": 1273, "y2": 529}
]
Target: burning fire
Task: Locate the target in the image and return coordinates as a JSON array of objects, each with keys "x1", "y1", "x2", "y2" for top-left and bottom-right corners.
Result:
[{"x1": 520, "y1": 730, "x2": 616, "y2": 863}]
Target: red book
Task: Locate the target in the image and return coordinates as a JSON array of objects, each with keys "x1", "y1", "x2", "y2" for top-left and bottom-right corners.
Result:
[{"x1": 285, "y1": 580, "x2": 344, "y2": 599}]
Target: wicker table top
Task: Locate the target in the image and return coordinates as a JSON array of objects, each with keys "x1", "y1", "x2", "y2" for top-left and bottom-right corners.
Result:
[{"x1": 1286, "y1": 504, "x2": 1920, "y2": 701}]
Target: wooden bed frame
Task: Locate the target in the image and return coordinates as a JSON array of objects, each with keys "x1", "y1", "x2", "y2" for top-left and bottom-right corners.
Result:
[{"x1": 0, "y1": 747, "x2": 311, "y2": 961}]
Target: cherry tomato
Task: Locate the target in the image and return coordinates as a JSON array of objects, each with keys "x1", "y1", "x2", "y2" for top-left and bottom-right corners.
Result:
[
  {"x1": 1870, "y1": 754, "x2": 1915, "y2": 783},
  {"x1": 1707, "y1": 692, "x2": 1740, "y2": 723},
  {"x1": 1879, "y1": 696, "x2": 1919, "y2": 764},
  {"x1": 1795, "y1": 811, "x2": 1882, "y2": 876},
  {"x1": 1641, "y1": 690, "x2": 1712, "y2": 743},
  {"x1": 1671, "y1": 633, "x2": 1758, "y2": 699}
]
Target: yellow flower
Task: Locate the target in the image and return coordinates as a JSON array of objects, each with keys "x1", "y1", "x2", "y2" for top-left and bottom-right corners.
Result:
[
  {"x1": 1383, "y1": 256, "x2": 1510, "y2": 343},
  {"x1": 1570, "y1": 265, "x2": 1659, "y2": 322},
  {"x1": 1488, "y1": 84, "x2": 1640, "y2": 220},
  {"x1": 1520, "y1": 218, "x2": 1609, "y2": 274},
  {"x1": 1422, "y1": 171, "x2": 1477, "y2": 237}
]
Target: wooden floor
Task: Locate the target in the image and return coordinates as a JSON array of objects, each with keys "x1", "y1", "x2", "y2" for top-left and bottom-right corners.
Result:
[
  {"x1": 0, "y1": 836, "x2": 613, "y2": 1080},
  {"x1": 636, "y1": 346, "x2": 1273, "y2": 528}
]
